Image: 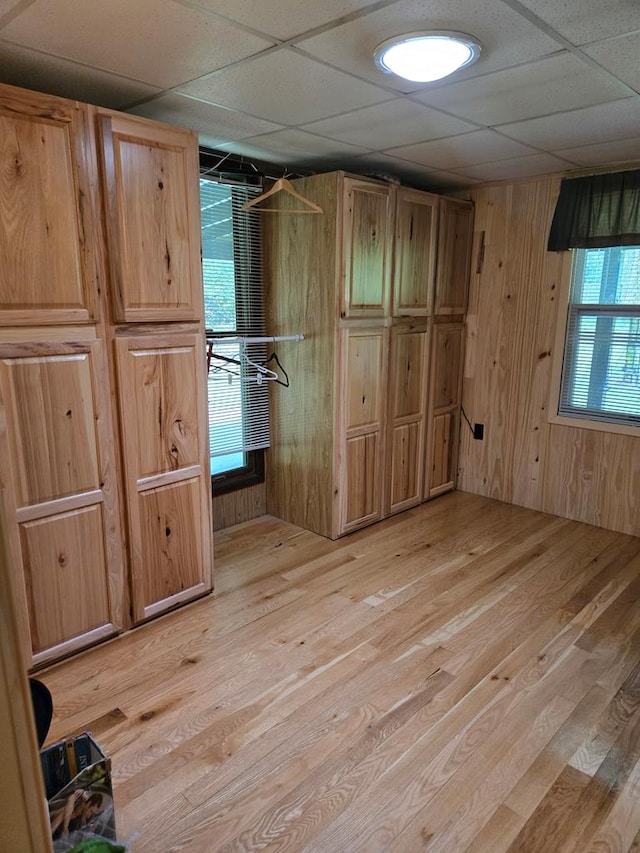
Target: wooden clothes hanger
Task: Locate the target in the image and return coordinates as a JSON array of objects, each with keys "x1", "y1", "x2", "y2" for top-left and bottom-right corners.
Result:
[{"x1": 242, "y1": 177, "x2": 323, "y2": 214}]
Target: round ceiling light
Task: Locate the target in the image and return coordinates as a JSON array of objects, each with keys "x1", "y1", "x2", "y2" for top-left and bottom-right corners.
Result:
[{"x1": 374, "y1": 31, "x2": 482, "y2": 83}]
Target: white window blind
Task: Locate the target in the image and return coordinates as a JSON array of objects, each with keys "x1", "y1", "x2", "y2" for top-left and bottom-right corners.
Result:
[
  {"x1": 559, "y1": 246, "x2": 640, "y2": 427},
  {"x1": 200, "y1": 178, "x2": 270, "y2": 467}
]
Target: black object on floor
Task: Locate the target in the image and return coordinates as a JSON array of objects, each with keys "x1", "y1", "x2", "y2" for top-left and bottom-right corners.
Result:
[{"x1": 29, "y1": 677, "x2": 53, "y2": 747}]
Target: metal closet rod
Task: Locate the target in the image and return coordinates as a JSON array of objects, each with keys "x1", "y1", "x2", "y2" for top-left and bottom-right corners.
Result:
[{"x1": 206, "y1": 333, "x2": 305, "y2": 344}]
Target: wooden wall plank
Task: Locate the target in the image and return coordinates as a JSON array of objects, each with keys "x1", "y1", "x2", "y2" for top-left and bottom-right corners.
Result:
[{"x1": 458, "y1": 176, "x2": 640, "y2": 537}]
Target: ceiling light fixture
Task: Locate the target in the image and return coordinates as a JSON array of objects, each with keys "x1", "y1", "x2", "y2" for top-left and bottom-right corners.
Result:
[{"x1": 374, "y1": 31, "x2": 482, "y2": 83}]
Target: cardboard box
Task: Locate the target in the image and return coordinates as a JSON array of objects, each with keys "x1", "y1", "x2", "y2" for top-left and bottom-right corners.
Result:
[{"x1": 40, "y1": 733, "x2": 116, "y2": 852}]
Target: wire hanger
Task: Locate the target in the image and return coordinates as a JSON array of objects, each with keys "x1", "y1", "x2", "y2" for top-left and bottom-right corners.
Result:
[
  {"x1": 242, "y1": 177, "x2": 323, "y2": 214},
  {"x1": 241, "y1": 343, "x2": 279, "y2": 385},
  {"x1": 262, "y1": 352, "x2": 290, "y2": 388}
]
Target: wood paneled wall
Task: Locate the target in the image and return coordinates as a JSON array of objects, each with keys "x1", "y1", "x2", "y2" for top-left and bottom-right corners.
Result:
[
  {"x1": 458, "y1": 177, "x2": 640, "y2": 537},
  {"x1": 212, "y1": 483, "x2": 266, "y2": 531}
]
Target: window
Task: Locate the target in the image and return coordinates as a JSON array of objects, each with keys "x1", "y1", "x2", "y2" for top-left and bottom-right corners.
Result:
[
  {"x1": 558, "y1": 245, "x2": 640, "y2": 428},
  {"x1": 200, "y1": 176, "x2": 268, "y2": 493}
]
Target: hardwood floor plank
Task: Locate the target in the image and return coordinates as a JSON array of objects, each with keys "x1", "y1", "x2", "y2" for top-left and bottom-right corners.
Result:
[{"x1": 37, "y1": 493, "x2": 640, "y2": 853}]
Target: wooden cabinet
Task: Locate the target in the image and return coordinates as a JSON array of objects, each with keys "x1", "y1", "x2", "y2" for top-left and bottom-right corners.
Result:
[
  {"x1": 114, "y1": 333, "x2": 212, "y2": 621},
  {"x1": 0, "y1": 335, "x2": 126, "y2": 666},
  {"x1": 0, "y1": 82, "x2": 212, "y2": 666},
  {"x1": 265, "y1": 171, "x2": 453, "y2": 538},
  {"x1": 98, "y1": 109, "x2": 213, "y2": 623},
  {"x1": 265, "y1": 172, "x2": 473, "y2": 538}
]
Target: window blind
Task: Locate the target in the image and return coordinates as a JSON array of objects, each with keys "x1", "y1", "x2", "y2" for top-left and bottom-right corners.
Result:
[
  {"x1": 559, "y1": 246, "x2": 640, "y2": 427},
  {"x1": 200, "y1": 178, "x2": 270, "y2": 459}
]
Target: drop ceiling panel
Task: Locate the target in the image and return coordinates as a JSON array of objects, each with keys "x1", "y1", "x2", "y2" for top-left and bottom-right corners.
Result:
[
  {"x1": 513, "y1": 0, "x2": 640, "y2": 46},
  {"x1": 583, "y1": 32, "x2": 640, "y2": 93},
  {"x1": 0, "y1": 39, "x2": 160, "y2": 108},
  {"x1": 387, "y1": 129, "x2": 536, "y2": 170},
  {"x1": 182, "y1": 0, "x2": 388, "y2": 41},
  {"x1": 553, "y1": 137, "x2": 640, "y2": 168},
  {"x1": 0, "y1": 0, "x2": 638, "y2": 185},
  {"x1": 177, "y1": 48, "x2": 391, "y2": 125},
  {"x1": 129, "y1": 93, "x2": 284, "y2": 148},
  {"x1": 414, "y1": 52, "x2": 632, "y2": 125},
  {"x1": 0, "y1": 0, "x2": 29, "y2": 17},
  {"x1": 301, "y1": 98, "x2": 476, "y2": 150},
  {"x1": 0, "y1": 0, "x2": 274, "y2": 88},
  {"x1": 361, "y1": 154, "x2": 482, "y2": 188},
  {"x1": 499, "y1": 97, "x2": 640, "y2": 151},
  {"x1": 455, "y1": 152, "x2": 573, "y2": 182},
  {"x1": 296, "y1": 0, "x2": 562, "y2": 92},
  {"x1": 216, "y1": 128, "x2": 370, "y2": 164}
]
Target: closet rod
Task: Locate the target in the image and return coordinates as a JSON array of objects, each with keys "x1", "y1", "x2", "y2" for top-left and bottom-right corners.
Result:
[{"x1": 206, "y1": 334, "x2": 305, "y2": 344}]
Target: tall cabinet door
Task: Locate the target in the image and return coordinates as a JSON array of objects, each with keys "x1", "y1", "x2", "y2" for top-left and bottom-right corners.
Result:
[
  {"x1": 339, "y1": 327, "x2": 388, "y2": 535},
  {"x1": 0, "y1": 87, "x2": 99, "y2": 327},
  {"x1": 393, "y1": 189, "x2": 439, "y2": 317},
  {"x1": 0, "y1": 338, "x2": 126, "y2": 667},
  {"x1": 342, "y1": 179, "x2": 394, "y2": 319},
  {"x1": 425, "y1": 323, "x2": 465, "y2": 498},
  {"x1": 385, "y1": 323, "x2": 430, "y2": 516},
  {"x1": 115, "y1": 334, "x2": 212, "y2": 622},
  {"x1": 99, "y1": 112, "x2": 203, "y2": 323}
]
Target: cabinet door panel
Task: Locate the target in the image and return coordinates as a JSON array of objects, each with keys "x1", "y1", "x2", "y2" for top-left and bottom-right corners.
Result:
[
  {"x1": 0, "y1": 89, "x2": 97, "y2": 324},
  {"x1": 435, "y1": 198, "x2": 473, "y2": 315},
  {"x1": 21, "y1": 505, "x2": 111, "y2": 655},
  {"x1": 428, "y1": 411, "x2": 457, "y2": 497},
  {"x1": 3, "y1": 353, "x2": 100, "y2": 505},
  {"x1": 139, "y1": 479, "x2": 206, "y2": 616},
  {"x1": 389, "y1": 325, "x2": 429, "y2": 420},
  {"x1": 425, "y1": 322, "x2": 465, "y2": 500},
  {"x1": 100, "y1": 113, "x2": 203, "y2": 323},
  {"x1": 0, "y1": 338, "x2": 125, "y2": 666},
  {"x1": 432, "y1": 324, "x2": 464, "y2": 411},
  {"x1": 116, "y1": 333, "x2": 213, "y2": 622},
  {"x1": 389, "y1": 421, "x2": 422, "y2": 510},
  {"x1": 340, "y1": 326, "x2": 387, "y2": 534},
  {"x1": 345, "y1": 331, "x2": 386, "y2": 429},
  {"x1": 129, "y1": 346, "x2": 200, "y2": 478},
  {"x1": 343, "y1": 180, "x2": 393, "y2": 317},
  {"x1": 385, "y1": 324, "x2": 429, "y2": 515},
  {"x1": 344, "y1": 431, "x2": 381, "y2": 529},
  {"x1": 393, "y1": 189, "x2": 438, "y2": 316}
]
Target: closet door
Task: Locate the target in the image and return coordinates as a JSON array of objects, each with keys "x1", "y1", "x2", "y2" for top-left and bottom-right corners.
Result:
[
  {"x1": 339, "y1": 326, "x2": 388, "y2": 534},
  {"x1": 393, "y1": 189, "x2": 439, "y2": 317},
  {"x1": 0, "y1": 336, "x2": 126, "y2": 667},
  {"x1": 115, "y1": 332, "x2": 212, "y2": 622},
  {"x1": 385, "y1": 322, "x2": 430, "y2": 515},
  {"x1": 99, "y1": 112, "x2": 203, "y2": 323},
  {"x1": 342, "y1": 179, "x2": 394, "y2": 319},
  {"x1": 0, "y1": 86, "x2": 99, "y2": 326}
]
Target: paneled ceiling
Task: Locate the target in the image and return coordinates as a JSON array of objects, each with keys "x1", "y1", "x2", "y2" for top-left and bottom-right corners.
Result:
[{"x1": 0, "y1": 0, "x2": 639, "y2": 189}]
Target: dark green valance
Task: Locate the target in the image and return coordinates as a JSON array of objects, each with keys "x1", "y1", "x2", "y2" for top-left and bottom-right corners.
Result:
[{"x1": 547, "y1": 168, "x2": 640, "y2": 251}]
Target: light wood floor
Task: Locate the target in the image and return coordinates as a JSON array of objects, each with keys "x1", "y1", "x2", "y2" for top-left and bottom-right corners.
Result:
[{"x1": 41, "y1": 492, "x2": 640, "y2": 852}]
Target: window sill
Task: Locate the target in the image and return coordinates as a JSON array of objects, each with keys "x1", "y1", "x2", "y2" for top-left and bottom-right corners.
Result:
[
  {"x1": 211, "y1": 449, "x2": 265, "y2": 496},
  {"x1": 547, "y1": 411, "x2": 640, "y2": 438}
]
